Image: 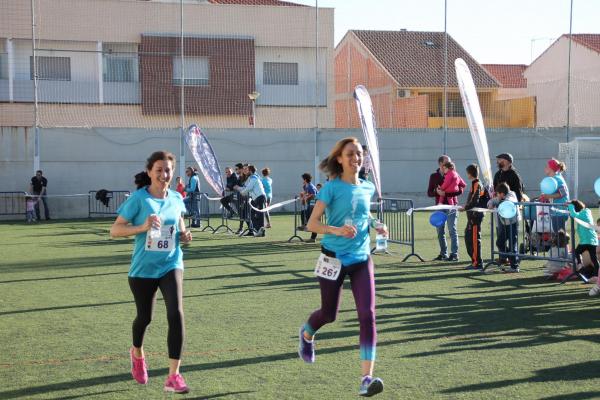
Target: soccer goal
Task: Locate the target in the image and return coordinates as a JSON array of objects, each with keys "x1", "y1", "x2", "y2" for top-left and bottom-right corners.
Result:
[{"x1": 558, "y1": 137, "x2": 600, "y2": 202}]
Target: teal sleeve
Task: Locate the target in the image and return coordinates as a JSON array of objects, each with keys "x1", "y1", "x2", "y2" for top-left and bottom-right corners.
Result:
[{"x1": 117, "y1": 192, "x2": 139, "y2": 222}]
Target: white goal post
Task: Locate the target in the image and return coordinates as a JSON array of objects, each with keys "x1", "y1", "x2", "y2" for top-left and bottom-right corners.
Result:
[{"x1": 558, "y1": 136, "x2": 600, "y2": 202}]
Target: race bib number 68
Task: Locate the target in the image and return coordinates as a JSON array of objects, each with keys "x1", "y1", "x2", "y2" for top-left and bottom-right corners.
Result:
[{"x1": 314, "y1": 253, "x2": 342, "y2": 281}]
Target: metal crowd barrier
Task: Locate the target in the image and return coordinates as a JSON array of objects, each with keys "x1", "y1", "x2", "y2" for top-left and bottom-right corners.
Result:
[
  {"x1": 378, "y1": 198, "x2": 424, "y2": 262},
  {"x1": 88, "y1": 190, "x2": 130, "y2": 218},
  {"x1": 484, "y1": 201, "x2": 584, "y2": 282},
  {"x1": 288, "y1": 196, "x2": 320, "y2": 243},
  {"x1": 184, "y1": 192, "x2": 215, "y2": 232},
  {"x1": 212, "y1": 191, "x2": 253, "y2": 235},
  {"x1": 0, "y1": 191, "x2": 27, "y2": 217}
]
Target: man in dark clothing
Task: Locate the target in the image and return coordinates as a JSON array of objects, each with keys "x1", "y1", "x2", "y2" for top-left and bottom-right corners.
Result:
[
  {"x1": 30, "y1": 170, "x2": 50, "y2": 220},
  {"x1": 427, "y1": 155, "x2": 465, "y2": 261},
  {"x1": 493, "y1": 153, "x2": 524, "y2": 201},
  {"x1": 220, "y1": 166, "x2": 240, "y2": 217}
]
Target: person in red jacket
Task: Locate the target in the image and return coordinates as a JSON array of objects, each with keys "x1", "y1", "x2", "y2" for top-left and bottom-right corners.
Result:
[{"x1": 427, "y1": 155, "x2": 466, "y2": 261}]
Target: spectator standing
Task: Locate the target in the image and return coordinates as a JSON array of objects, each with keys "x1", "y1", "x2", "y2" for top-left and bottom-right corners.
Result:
[
  {"x1": 462, "y1": 164, "x2": 486, "y2": 270},
  {"x1": 235, "y1": 164, "x2": 266, "y2": 237},
  {"x1": 488, "y1": 182, "x2": 521, "y2": 273},
  {"x1": 540, "y1": 158, "x2": 570, "y2": 233},
  {"x1": 183, "y1": 167, "x2": 201, "y2": 228},
  {"x1": 493, "y1": 153, "x2": 524, "y2": 201},
  {"x1": 175, "y1": 177, "x2": 186, "y2": 199},
  {"x1": 427, "y1": 156, "x2": 465, "y2": 261},
  {"x1": 220, "y1": 166, "x2": 240, "y2": 217},
  {"x1": 261, "y1": 168, "x2": 273, "y2": 228},
  {"x1": 299, "y1": 173, "x2": 318, "y2": 243},
  {"x1": 30, "y1": 170, "x2": 50, "y2": 220}
]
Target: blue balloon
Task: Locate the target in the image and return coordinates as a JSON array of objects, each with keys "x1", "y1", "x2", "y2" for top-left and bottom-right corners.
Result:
[
  {"x1": 594, "y1": 177, "x2": 600, "y2": 197},
  {"x1": 498, "y1": 201, "x2": 517, "y2": 219},
  {"x1": 429, "y1": 211, "x2": 447, "y2": 227},
  {"x1": 540, "y1": 176, "x2": 558, "y2": 195}
]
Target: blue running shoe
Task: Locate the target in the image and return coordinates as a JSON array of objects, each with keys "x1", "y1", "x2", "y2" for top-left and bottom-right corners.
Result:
[
  {"x1": 359, "y1": 376, "x2": 384, "y2": 397},
  {"x1": 298, "y1": 326, "x2": 315, "y2": 363}
]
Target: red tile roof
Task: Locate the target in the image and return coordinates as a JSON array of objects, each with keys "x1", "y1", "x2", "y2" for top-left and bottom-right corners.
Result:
[
  {"x1": 482, "y1": 64, "x2": 527, "y2": 88},
  {"x1": 567, "y1": 34, "x2": 600, "y2": 54},
  {"x1": 208, "y1": 0, "x2": 306, "y2": 6},
  {"x1": 350, "y1": 30, "x2": 498, "y2": 88}
]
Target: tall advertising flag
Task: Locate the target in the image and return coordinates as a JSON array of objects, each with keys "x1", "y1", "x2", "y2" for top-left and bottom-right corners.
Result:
[
  {"x1": 353, "y1": 85, "x2": 382, "y2": 199},
  {"x1": 184, "y1": 124, "x2": 225, "y2": 196},
  {"x1": 455, "y1": 58, "x2": 493, "y2": 192}
]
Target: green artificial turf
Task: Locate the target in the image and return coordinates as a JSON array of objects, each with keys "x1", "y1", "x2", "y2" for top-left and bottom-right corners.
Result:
[{"x1": 1, "y1": 214, "x2": 599, "y2": 399}]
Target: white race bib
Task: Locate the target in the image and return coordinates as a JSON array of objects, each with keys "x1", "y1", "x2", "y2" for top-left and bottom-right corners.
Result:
[
  {"x1": 145, "y1": 224, "x2": 176, "y2": 252},
  {"x1": 314, "y1": 253, "x2": 342, "y2": 281}
]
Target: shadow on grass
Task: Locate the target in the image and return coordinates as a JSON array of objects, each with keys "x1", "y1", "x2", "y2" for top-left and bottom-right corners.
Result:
[
  {"x1": 0, "y1": 338, "x2": 405, "y2": 399},
  {"x1": 442, "y1": 360, "x2": 600, "y2": 394}
]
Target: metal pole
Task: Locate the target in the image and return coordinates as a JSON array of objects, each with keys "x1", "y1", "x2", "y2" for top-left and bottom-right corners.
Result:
[
  {"x1": 442, "y1": 0, "x2": 448, "y2": 155},
  {"x1": 31, "y1": 0, "x2": 40, "y2": 173},
  {"x1": 314, "y1": 0, "x2": 319, "y2": 183},
  {"x1": 252, "y1": 99, "x2": 256, "y2": 128},
  {"x1": 179, "y1": 0, "x2": 186, "y2": 179},
  {"x1": 566, "y1": 0, "x2": 573, "y2": 142}
]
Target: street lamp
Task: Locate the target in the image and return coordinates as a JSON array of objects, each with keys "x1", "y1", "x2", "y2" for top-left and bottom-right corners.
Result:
[{"x1": 248, "y1": 91, "x2": 260, "y2": 128}]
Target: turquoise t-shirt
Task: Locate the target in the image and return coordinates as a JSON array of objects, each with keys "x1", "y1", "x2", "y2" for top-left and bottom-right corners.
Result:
[
  {"x1": 317, "y1": 177, "x2": 375, "y2": 266},
  {"x1": 261, "y1": 176, "x2": 272, "y2": 199},
  {"x1": 117, "y1": 187, "x2": 186, "y2": 278}
]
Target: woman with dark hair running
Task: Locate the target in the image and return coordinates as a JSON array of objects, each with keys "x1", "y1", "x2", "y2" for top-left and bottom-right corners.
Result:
[
  {"x1": 110, "y1": 151, "x2": 192, "y2": 394},
  {"x1": 298, "y1": 137, "x2": 387, "y2": 397}
]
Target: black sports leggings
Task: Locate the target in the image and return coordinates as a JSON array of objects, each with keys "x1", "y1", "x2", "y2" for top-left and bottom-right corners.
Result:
[{"x1": 128, "y1": 269, "x2": 185, "y2": 359}]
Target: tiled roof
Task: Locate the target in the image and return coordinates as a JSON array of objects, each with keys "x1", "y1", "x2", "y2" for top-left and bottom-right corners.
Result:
[
  {"x1": 208, "y1": 0, "x2": 306, "y2": 6},
  {"x1": 567, "y1": 34, "x2": 600, "y2": 54},
  {"x1": 350, "y1": 30, "x2": 498, "y2": 88},
  {"x1": 482, "y1": 64, "x2": 527, "y2": 88}
]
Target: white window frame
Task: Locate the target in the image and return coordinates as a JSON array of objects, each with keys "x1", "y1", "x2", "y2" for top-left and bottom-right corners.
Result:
[
  {"x1": 30, "y1": 56, "x2": 71, "y2": 81},
  {"x1": 263, "y1": 62, "x2": 298, "y2": 86},
  {"x1": 173, "y1": 56, "x2": 210, "y2": 86}
]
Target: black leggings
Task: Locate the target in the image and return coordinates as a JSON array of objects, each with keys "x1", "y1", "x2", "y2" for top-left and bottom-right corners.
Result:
[
  {"x1": 575, "y1": 244, "x2": 600, "y2": 278},
  {"x1": 128, "y1": 269, "x2": 185, "y2": 359}
]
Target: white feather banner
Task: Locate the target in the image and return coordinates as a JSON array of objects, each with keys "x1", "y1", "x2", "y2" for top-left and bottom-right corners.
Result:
[
  {"x1": 353, "y1": 85, "x2": 382, "y2": 199},
  {"x1": 455, "y1": 58, "x2": 493, "y2": 193}
]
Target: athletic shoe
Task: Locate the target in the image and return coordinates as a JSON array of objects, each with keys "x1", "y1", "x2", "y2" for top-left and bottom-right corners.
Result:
[
  {"x1": 164, "y1": 373, "x2": 189, "y2": 394},
  {"x1": 265, "y1": 223, "x2": 272, "y2": 228},
  {"x1": 359, "y1": 376, "x2": 384, "y2": 397},
  {"x1": 129, "y1": 347, "x2": 148, "y2": 385},
  {"x1": 243, "y1": 231, "x2": 255, "y2": 237},
  {"x1": 306, "y1": 238, "x2": 316, "y2": 243},
  {"x1": 254, "y1": 227, "x2": 266, "y2": 237},
  {"x1": 502, "y1": 266, "x2": 520, "y2": 273},
  {"x1": 589, "y1": 285, "x2": 600, "y2": 297},
  {"x1": 433, "y1": 254, "x2": 448, "y2": 261},
  {"x1": 447, "y1": 255, "x2": 459, "y2": 262},
  {"x1": 465, "y1": 264, "x2": 482, "y2": 270},
  {"x1": 298, "y1": 326, "x2": 315, "y2": 363},
  {"x1": 297, "y1": 225, "x2": 306, "y2": 232}
]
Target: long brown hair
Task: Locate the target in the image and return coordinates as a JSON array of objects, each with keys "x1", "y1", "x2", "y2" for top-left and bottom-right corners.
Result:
[{"x1": 319, "y1": 137, "x2": 361, "y2": 178}]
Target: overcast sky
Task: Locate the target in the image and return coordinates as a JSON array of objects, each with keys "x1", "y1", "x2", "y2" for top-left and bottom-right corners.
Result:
[{"x1": 291, "y1": 0, "x2": 600, "y2": 65}]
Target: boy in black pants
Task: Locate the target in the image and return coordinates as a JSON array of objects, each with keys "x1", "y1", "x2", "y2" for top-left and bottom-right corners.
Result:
[{"x1": 462, "y1": 164, "x2": 486, "y2": 270}]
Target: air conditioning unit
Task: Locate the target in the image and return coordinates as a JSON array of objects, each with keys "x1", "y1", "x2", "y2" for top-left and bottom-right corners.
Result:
[{"x1": 396, "y1": 89, "x2": 411, "y2": 98}]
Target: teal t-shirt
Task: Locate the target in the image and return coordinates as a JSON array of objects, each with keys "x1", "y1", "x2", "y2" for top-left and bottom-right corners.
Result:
[
  {"x1": 117, "y1": 187, "x2": 186, "y2": 278},
  {"x1": 317, "y1": 177, "x2": 375, "y2": 266}
]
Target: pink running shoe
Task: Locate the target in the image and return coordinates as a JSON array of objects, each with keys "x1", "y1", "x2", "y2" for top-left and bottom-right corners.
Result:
[
  {"x1": 164, "y1": 373, "x2": 189, "y2": 394},
  {"x1": 129, "y1": 347, "x2": 148, "y2": 385}
]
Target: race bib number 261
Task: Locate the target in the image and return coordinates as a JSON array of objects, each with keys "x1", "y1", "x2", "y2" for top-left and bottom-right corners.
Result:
[{"x1": 314, "y1": 253, "x2": 341, "y2": 281}]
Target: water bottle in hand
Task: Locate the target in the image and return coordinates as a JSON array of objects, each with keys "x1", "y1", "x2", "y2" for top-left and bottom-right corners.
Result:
[
  {"x1": 149, "y1": 214, "x2": 161, "y2": 239},
  {"x1": 374, "y1": 221, "x2": 388, "y2": 251}
]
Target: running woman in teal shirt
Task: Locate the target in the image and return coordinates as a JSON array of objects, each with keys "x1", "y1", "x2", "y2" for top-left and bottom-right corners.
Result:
[
  {"x1": 298, "y1": 137, "x2": 387, "y2": 397},
  {"x1": 111, "y1": 151, "x2": 192, "y2": 394}
]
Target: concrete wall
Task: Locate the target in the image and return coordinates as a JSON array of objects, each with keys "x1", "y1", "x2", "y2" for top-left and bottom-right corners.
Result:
[{"x1": 2, "y1": 126, "x2": 600, "y2": 218}]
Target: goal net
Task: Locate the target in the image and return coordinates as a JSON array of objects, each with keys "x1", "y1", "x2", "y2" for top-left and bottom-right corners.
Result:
[{"x1": 558, "y1": 137, "x2": 600, "y2": 203}]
